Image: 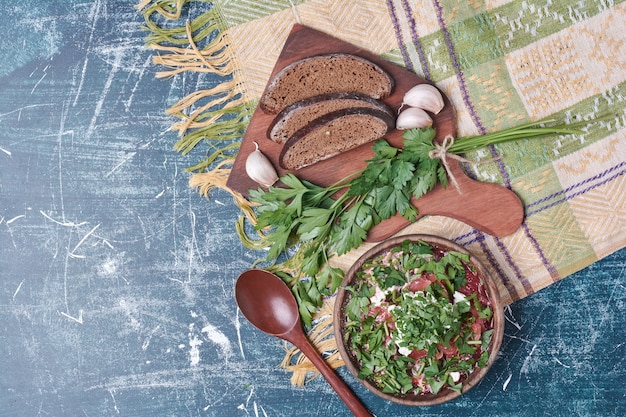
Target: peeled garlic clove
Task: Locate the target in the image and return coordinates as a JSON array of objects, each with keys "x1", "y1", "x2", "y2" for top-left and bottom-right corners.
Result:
[
  {"x1": 395, "y1": 107, "x2": 433, "y2": 130},
  {"x1": 246, "y1": 142, "x2": 278, "y2": 188},
  {"x1": 401, "y1": 83, "x2": 444, "y2": 114}
]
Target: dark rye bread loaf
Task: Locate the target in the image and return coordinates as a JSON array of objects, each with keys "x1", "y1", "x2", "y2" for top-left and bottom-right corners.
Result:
[
  {"x1": 279, "y1": 107, "x2": 395, "y2": 170},
  {"x1": 259, "y1": 53, "x2": 394, "y2": 114},
  {"x1": 267, "y1": 92, "x2": 394, "y2": 144}
]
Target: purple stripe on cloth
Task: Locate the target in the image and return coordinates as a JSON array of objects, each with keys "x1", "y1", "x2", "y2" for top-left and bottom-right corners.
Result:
[
  {"x1": 514, "y1": 163, "x2": 626, "y2": 280},
  {"x1": 494, "y1": 232, "x2": 535, "y2": 294},
  {"x1": 386, "y1": 0, "x2": 415, "y2": 73},
  {"x1": 455, "y1": 232, "x2": 526, "y2": 301},
  {"x1": 526, "y1": 161, "x2": 626, "y2": 216},
  {"x1": 521, "y1": 222, "x2": 559, "y2": 279},
  {"x1": 400, "y1": 0, "x2": 432, "y2": 80},
  {"x1": 432, "y1": 0, "x2": 484, "y2": 135}
]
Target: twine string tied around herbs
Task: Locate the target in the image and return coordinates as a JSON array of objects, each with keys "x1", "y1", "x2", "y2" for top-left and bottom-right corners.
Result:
[{"x1": 428, "y1": 135, "x2": 500, "y2": 194}]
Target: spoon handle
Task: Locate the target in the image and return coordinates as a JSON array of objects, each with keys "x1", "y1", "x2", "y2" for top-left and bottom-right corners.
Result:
[{"x1": 296, "y1": 336, "x2": 373, "y2": 417}]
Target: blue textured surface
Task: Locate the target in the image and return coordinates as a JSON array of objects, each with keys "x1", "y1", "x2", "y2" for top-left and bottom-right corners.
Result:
[{"x1": 1, "y1": 2, "x2": 624, "y2": 416}]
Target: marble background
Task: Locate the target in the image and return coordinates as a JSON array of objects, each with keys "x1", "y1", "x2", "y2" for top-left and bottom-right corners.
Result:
[{"x1": 1, "y1": 1, "x2": 624, "y2": 416}]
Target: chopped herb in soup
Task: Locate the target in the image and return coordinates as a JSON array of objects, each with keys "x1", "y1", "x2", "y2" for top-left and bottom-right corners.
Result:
[{"x1": 343, "y1": 239, "x2": 494, "y2": 396}]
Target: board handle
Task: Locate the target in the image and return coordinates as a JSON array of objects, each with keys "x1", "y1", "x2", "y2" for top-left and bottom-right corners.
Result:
[{"x1": 367, "y1": 161, "x2": 524, "y2": 241}]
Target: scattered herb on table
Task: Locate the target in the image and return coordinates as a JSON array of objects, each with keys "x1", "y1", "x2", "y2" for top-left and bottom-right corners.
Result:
[{"x1": 343, "y1": 239, "x2": 494, "y2": 396}]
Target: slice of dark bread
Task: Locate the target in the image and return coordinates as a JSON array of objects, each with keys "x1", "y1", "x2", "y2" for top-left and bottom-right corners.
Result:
[
  {"x1": 279, "y1": 107, "x2": 395, "y2": 170},
  {"x1": 259, "y1": 53, "x2": 394, "y2": 114},
  {"x1": 267, "y1": 93, "x2": 394, "y2": 144}
]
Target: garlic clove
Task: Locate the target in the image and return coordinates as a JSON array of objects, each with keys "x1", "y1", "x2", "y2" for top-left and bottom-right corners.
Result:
[
  {"x1": 246, "y1": 142, "x2": 278, "y2": 188},
  {"x1": 395, "y1": 107, "x2": 433, "y2": 130},
  {"x1": 401, "y1": 83, "x2": 445, "y2": 115}
]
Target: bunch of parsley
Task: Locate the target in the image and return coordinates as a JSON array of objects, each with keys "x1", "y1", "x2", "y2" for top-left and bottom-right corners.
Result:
[{"x1": 249, "y1": 128, "x2": 445, "y2": 324}]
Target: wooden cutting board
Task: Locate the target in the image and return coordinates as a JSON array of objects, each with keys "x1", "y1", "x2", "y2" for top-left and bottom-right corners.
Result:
[{"x1": 226, "y1": 24, "x2": 523, "y2": 240}]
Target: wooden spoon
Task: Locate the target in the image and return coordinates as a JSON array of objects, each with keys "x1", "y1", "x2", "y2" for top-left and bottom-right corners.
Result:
[{"x1": 235, "y1": 269, "x2": 373, "y2": 417}]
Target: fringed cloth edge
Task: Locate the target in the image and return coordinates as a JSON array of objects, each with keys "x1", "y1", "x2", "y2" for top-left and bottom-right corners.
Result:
[{"x1": 136, "y1": 0, "x2": 343, "y2": 385}]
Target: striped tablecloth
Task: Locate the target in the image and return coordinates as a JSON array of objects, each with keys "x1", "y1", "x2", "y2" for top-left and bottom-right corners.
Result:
[{"x1": 138, "y1": 0, "x2": 626, "y2": 381}]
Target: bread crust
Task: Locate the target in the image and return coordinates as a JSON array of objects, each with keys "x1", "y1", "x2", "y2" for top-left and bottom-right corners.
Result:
[{"x1": 279, "y1": 107, "x2": 395, "y2": 170}]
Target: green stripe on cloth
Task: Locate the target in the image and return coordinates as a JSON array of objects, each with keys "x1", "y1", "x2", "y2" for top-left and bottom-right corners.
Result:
[
  {"x1": 462, "y1": 59, "x2": 529, "y2": 131},
  {"x1": 407, "y1": 0, "x2": 626, "y2": 81},
  {"x1": 512, "y1": 163, "x2": 571, "y2": 209},
  {"x1": 495, "y1": 81, "x2": 626, "y2": 179},
  {"x1": 493, "y1": 0, "x2": 626, "y2": 54},
  {"x1": 217, "y1": 0, "x2": 308, "y2": 27},
  {"x1": 449, "y1": 12, "x2": 502, "y2": 72},
  {"x1": 525, "y1": 197, "x2": 597, "y2": 277}
]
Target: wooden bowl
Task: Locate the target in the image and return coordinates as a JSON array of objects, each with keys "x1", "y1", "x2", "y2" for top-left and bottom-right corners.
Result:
[{"x1": 333, "y1": 234, "x2": 504, "y2": 406}]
